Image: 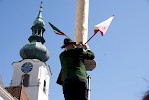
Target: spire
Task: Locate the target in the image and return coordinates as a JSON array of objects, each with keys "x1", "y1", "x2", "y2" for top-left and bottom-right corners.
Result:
[
  {"x1": 29, "y1": 1, "x2": 46, "y2": 44},
  {"x1": 20, "y1": 2, "x2": 50, "y2": 62},
  {"x1": 40, "y1": 1, "x2": 43, "y2": 12},
  {"x1": 33, "y1": 2, "x2": 45, "y2": 27}
]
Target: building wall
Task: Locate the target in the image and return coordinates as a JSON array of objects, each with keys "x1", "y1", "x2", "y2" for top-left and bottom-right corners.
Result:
[
  {"x1": 11, "y1": 59, "x2": 51, "y2": 100},
  {"x1": 0, "y1": 86, "x2": 15, "y2": 100}
]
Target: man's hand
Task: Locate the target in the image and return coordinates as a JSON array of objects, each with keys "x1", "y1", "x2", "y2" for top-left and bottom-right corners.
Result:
[
  {"x1": 75, "y1": 43, "x2": 89, "y2": 50},
  {"x1": 82, "y1": 44, "x2": 89, "y2": 50}
]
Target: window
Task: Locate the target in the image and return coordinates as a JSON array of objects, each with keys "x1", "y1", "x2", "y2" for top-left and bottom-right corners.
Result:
[
  {"x1": 43, "y1": 80, "x2": 46, "y2": 92},
  {"x1": 22, "y1": 74, "x2": 30, "y2": 87}
]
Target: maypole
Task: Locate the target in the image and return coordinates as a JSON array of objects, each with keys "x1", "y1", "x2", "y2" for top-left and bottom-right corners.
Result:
[
  {"x1": 74, "y1": 0, "x2": 95, "y2": 100},
  {"x1": 74, "y1": 0, "x2": 89, "y2": 44}
]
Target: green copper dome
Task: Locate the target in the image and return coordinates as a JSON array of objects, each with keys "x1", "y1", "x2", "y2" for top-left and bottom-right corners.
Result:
[
  {"x1": 20, "y1": 42, "x2": 49, "y2": 62},
  {"x1": 20, "y1": 2, "x2": 49, "y2": 62}
]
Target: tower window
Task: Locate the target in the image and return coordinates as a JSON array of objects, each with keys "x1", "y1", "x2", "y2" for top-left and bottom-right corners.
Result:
[
  {"x1": 43, "y1": 80, "x2": 46, "y2": 92},
  {"x1": 38, "y1": 30, "x2": 41, "y2": 36},
  {"x1": 35, "y1": 30, "x2": 38, "y2": 35},
  {"x1": 22, "y1": 74, "x2": 30, "y2": 87}
]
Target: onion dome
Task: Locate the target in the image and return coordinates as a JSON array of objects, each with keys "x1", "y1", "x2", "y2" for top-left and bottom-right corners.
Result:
[
  {"x1": 20, "y1": 42, "x2": 49, "y2": 62},
  {"x1": 20, "y1": 2, "x2": 49, "y2": 62}
]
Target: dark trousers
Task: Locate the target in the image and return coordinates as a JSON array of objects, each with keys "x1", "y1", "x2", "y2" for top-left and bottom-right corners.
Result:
[{"x1": 63, "y1": 79, "x2": 88, "y2": 100}]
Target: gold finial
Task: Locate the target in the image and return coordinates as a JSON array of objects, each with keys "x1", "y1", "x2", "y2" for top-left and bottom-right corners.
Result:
[{"x1": 39, "y1": 1, "x2": 43, "y2": 12}]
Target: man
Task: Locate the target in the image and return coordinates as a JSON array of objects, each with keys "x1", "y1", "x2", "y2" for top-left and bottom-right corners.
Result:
[{"x1": 57, "y1": 38, "x2": 95, "y2": 100}]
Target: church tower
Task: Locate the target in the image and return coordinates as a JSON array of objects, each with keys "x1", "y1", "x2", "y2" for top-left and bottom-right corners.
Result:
[{"x1": 9, "y1": 2, "x2": 52, "y2": 100}]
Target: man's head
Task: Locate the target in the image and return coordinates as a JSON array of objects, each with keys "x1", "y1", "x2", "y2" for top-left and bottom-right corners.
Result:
[{"x1": 61, "y1": 38, "x2": 76, "y2": 50}]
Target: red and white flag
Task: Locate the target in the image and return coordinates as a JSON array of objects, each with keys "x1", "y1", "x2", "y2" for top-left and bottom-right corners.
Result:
[{"x1": 94, "y1": 15, "x2": 114, "y2": 36}]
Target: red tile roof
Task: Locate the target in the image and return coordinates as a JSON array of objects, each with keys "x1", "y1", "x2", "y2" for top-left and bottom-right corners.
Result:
[{"x1": 5, "y1": 85, "x2": 28, "y2": 100}]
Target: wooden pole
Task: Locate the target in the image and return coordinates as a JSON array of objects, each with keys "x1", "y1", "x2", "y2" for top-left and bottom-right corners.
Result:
[
  {"x1": 74, "y1": 1, "x2": 94, "y2": 100},
  {"x1": 74, "y1": 0, "x2": 89, "y2": 44}
]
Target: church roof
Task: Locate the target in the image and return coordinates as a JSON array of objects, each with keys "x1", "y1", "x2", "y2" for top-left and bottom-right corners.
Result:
[
  {"x1": 19, "y1": 2, "x2": 50, "y2": 62},
  {"x1": 5, "y1": 85, "x2": 28, "y2": 100}
]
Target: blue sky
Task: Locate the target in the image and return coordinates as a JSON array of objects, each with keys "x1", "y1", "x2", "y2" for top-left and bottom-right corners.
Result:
[{"x1": 0, "y1": 0, "x2": 149, "y2": 100}]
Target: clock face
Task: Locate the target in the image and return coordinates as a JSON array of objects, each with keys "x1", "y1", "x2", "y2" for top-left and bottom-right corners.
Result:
[{"x1": 21, "y1": 62, "x2": 33, "y2": 73}]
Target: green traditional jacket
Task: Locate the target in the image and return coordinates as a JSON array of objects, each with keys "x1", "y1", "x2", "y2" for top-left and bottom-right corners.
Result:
[{"x1": 57, "y1": 48, "x2": 95, "y2": 85}]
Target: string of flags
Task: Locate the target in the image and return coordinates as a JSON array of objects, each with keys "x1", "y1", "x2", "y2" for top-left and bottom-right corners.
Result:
[{"x1": 49, "y1": 15, "x2": 114, "y2": 43}]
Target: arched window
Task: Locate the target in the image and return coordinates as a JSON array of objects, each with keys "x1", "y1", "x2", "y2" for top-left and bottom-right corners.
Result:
[
  {"x1": 43, "y1": 80, "x2": 46, "y2": 92},
  {"x1": 21, "y1": 74, "x2": 30, "y2": 87},
  {"x1": 38, "y1": 30, "x2": 41, "y2": 36}
]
